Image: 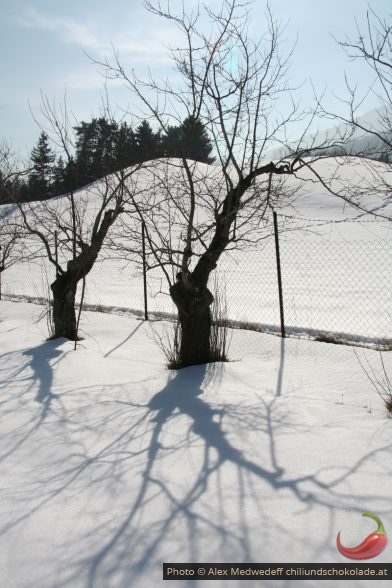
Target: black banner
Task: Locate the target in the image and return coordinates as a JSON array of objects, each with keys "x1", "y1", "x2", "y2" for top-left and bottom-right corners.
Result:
[{"x1": 163, "y1": 563, "x2": 391, "y2": 580}]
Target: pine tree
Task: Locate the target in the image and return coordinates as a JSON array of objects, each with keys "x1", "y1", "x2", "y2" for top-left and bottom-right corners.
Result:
[
  {"x1": 160, "y1": 124, "x2": 182, "y2": 159},
  {"x1": 0, "y1": 170, "x2": 14, "y2": 204},
  {"x1": 74, "y1": 120, "x2": 98, "y2": 187},
  {"x1": 90, "y1": 118, "x2": 118, "y2": 178},
  {"x1": 135, "y1": 120, "x2": 160, "y2": 162},
  {"x1": 161, "y1": 116, "x2": 215, "y2": 163},
  {"x1": 28, "y1": 132, "x2": 55, "y2": 200},
  {"x1": 74, "y1": 118, "x2": 118, "y2": 188},
  {"x1": 114, "y1": 122, "x2": 138, "y2": 170},
  {"x1": 52, "y1": 156, "x2": 66, "y2": 196},
  {"x1": 0, "y1": 170, "x2": 9, "y2": 204},
  {"x1": 180, "y1": 116, "x2": 215, "y2": 164},
  {"x1": 0, "y1": 172, "x2": 28, "y2": 204}
]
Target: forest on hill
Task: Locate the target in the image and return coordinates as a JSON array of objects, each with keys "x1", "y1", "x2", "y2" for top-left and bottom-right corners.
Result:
[{"x1": 0, "y1": 115, "x2": 214, "y2": 204}]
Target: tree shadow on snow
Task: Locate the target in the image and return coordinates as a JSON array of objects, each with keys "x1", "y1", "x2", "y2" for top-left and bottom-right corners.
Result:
[
  {"x1": 74, "y1": 360, "x2": 392, "y2": 588},
  {"x1": 2, "y1": 355, "x2": 392, "y2": 588},
  {"x1": 22, "y1": 339, "x2": 65, "y2": 421},
  {"x1": 0, "y1": 340, "x2": 68, "y2": 466}
]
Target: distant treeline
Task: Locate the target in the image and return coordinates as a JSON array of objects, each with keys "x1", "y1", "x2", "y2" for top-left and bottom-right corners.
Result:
[{"x1": 0, "y1": 116, "x2": 215, "y2": 204}]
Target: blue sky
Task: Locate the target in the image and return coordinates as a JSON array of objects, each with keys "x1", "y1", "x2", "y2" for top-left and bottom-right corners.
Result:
[{"x1": 0, "y1": 0, "x2": 390, "y2": 157}]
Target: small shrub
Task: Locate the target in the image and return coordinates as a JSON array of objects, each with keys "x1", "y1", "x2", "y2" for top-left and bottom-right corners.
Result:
[
  {"x1": 355, "y1": 351, "x2": 392, "y2": 417},
  {"x1": 151, "y1": 319, "x2": 181, "y2": 369},
  {"x1": 209, "y1": 275, "x2": 231, "y2": 363},
  {"x1": 152, "y1": 275, "x2": 231, "y2": 369}
]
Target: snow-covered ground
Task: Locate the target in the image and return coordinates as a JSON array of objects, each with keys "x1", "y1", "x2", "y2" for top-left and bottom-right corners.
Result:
[
  {"x1": 2, "y1": 157, "x2": 392, "y2": 346},
  {"x1": 1, "y1": 301, "x2": 391, "y2": 588}
]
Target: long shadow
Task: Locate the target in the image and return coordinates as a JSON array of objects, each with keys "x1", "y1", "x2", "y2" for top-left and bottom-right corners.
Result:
[
  {"x1": 148, "y1": 365, "x2": 242, "y2": 463},
  {"x1": 0, "y1": 339, "x2": 64, "y2": 461},
  {"x1": 260, "y1": 337, "x2": 286, "y2": 474},
  {"x1": 104, "y1": 323, "x2": 143, "y2": 358},
  {"x1": 3, "y1": 358, "x2": 392, "y2": 588},
  {"x1": 146, "y1": 363, "x2": 321, "y2": 496},
  {"x1": 22, "y1": 339, "x2": 65, "y2": 421},
  {"x1": 276, "y1": 337, "x2": 285, "y2": 398},
  {"x1": 82, "y1": 363, "x2": 351, "y2": 588},
  {"x1": 0, "y1": 340, "x2": 68, "y2": 464}
]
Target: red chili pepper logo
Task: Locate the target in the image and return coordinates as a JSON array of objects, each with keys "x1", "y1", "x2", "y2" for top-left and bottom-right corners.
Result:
[{"x1": 337, "y1": 511, "x2": 388, "y2": 560}]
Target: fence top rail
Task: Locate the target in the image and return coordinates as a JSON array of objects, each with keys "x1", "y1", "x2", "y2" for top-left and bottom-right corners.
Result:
[{"x1": 274, "y1": 212, "x2": 392, "y2": 225}]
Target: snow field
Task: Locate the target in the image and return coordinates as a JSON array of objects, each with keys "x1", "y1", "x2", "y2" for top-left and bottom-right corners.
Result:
[
  {"x1": 0, "y1": 301, "x2": 391, "y2": 588},
  {"x1": 2, "y1": 156, "x2": 392, "y2": 347},
  {"x1": 4, "y1": 220, "x2": 392, "y2": 347}
]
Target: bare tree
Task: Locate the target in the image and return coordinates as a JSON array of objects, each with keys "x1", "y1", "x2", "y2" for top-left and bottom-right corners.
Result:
[
  {"x1": 0, "y1": 214, "x2": 26, "y2": 274},
  {"x1": 321, "y1": 8, "x2": 392, "y2": 204},
  {"x1": 0, "y1": 217, "x2": 27, "y2": 301},
  {"x1": 0, "y1": 141, "x2": 30, "y2": 202},
  {"x1": 12, "y1": 100, "x2": 148, "y2": 341},
  {"x1": 0, "y1": 142, "x2": 31, "y2": 298},
  {"x1": 96, "y1": 0, "x2": 348, "y2": 367},
  {"x1": 338, "y1": 9, "x2": 391, "y2": 148}
]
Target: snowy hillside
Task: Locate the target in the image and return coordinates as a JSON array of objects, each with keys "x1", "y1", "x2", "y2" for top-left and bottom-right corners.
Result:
[
  {"x1": 3, "y1": 154, "x2": 392, "y2": 224},
  {"x1": 2, "y1": 156, "x2": 391, "y2": 347},
  {"x1": 2, "y1": 155, "x2": 391, "y2": 236}
]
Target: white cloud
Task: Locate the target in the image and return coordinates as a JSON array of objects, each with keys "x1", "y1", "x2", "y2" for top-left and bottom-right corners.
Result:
[
  {"x1": 15, "y1": 7, "x2": 179, "y2": 64},
  {"x1": 16, "y1": 8, "x2": 100, "y2": 49}
]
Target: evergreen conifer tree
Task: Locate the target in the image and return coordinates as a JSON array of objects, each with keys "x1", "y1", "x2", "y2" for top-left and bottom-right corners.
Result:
[
  {"x1": 28, "y1": 132, "x2": 55, "y2": 200},
  {"x1": 160, "y1": 124, "x2": 182, "y2": 159},
  {"x1": 90, "y1": 118, "x2": 118, "y2": 178},
  {"x1": 74, "y1": 118, "x2": 118, "y2": 187},
  {"x1": 74, "y1": 120, "x2": 98, "y2": 187},
  {"x1": 114, "y1": 122, "x2": 137, "y2": 170},
  {"x1": 161, "y1": 116, "x2": 215, "y2": 163},
  {"x1": 135, "y1": 120, "x2": 160, "y2": 162},
  {"x1": 52, "y1": 156, "x2": 66, "y2": 196},
  {"x1": 180, "y1": 116, "x2": 215, "y2": 163}
]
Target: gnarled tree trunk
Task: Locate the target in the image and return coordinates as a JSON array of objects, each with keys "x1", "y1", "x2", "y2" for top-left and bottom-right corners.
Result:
[
  {"x1": 50, "y1": 273, "x2": 78, "y2": 340},
  {"x1": 49, "y1": 208, "x2": 121, "y2": 341},
  {"x1": 170, "y1": 276, "x2": 214, "y2": 367}
]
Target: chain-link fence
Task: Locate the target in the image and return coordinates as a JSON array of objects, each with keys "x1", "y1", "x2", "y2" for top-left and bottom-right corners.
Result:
[
  {"x1": 218, "y1": 237, "x2": 392, "y2": 347},
  {"x1": 2, "y1": 216, "x2": 392, "y2": 349}
]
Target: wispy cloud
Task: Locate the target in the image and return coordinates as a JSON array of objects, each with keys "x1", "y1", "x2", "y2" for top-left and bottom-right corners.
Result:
[
  {"x1": 15, "y1": 7, "x2": 177, "y2": 64},
  {"x1": 16, "y1": 8, "x2": 100, "y2": 49}
]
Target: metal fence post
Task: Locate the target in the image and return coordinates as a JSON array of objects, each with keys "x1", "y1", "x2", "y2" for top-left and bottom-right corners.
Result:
[
  {"x1": 0, "y1": 244, "x2": 2, "y2": 300},
  {"x1": 273, "y1": 210, "x2": 286, "y2": 338},
  {"x1": 141, "y1": 221, "x2": 148, "y2": 321},
  {"x1": 54, "y1": 231, "x2": 59, "y2": 277}
]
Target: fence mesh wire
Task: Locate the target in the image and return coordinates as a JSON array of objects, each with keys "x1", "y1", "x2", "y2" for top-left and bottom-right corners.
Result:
[{"x1": 2, "y1": 217, "x2": 392, "y2": 349}]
